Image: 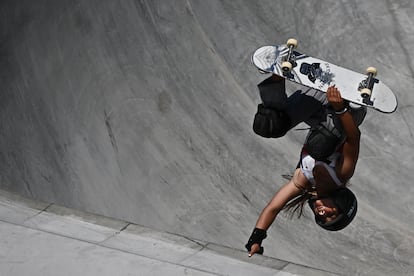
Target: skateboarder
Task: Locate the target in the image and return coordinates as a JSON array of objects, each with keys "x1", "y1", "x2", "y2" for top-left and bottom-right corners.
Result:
[{"x1": 246, "y1": 75, "x2": 364, "y2": 257}]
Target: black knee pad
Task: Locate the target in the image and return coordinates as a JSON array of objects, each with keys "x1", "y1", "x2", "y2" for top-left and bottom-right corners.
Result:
[{"x1": 253, "y1": 104, "x2": 291, "y2": 138}]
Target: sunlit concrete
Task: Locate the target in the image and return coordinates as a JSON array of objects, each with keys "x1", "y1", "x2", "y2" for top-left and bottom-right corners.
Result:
[{"x1": 1, "y1": 1, "x2": 413, "y2": 274}]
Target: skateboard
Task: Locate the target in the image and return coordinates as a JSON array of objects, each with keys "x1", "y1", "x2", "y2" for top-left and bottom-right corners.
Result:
[{"x1": 252, "y1": 39, "x2": 397, "y2": 113}]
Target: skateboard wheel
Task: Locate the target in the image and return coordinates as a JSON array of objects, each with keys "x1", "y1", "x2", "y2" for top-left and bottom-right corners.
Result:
[
  {"x1": 360, "y1": 88, "x2": 372, "y2": 98},
  {"x1": 282, "y1": 61, "x2": 292, "y2": 72},
  {"x1": 286, "y1": 38, "x2": 298, "y2": 48},
  {"x1": 366, "y1": 67, "x2": 377, "y2": 76}
]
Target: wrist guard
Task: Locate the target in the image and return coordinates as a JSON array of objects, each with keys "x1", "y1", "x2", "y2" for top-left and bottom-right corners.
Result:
[{"x1": 245, "y1": 228, "x2": 267, "y2": 254}]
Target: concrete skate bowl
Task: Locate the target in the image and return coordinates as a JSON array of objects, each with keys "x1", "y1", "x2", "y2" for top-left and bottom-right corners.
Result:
[{"x1": 1, "y1": 1, "x2": 413, "y2": 274}]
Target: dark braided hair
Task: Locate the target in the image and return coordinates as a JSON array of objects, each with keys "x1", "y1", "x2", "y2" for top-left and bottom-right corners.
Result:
[
  {"x1": 282, "y1": 171, "x2": 317, "y2": 218},
  {"x1": 283, "y1": 190, "x2": 315, "y2": 218}
]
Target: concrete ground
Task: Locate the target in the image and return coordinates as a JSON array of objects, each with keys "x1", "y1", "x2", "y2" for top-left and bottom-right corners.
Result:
[
  {"x1": 0, "y1": 189, "x2": 335, "y2": 275},
  {"x1": 1, "y1": 1, "x2": 414, "y2": 275}
]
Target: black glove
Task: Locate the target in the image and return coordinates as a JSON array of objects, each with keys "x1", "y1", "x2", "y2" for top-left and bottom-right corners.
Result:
[{"x1": 245, "y1": 228, "x2": 267, "y2": 255}]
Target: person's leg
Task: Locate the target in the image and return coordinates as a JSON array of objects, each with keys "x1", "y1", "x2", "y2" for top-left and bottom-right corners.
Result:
[
  {"x1": 253, "y1": 75, "x2": 291, "y2": 138},
  {"x1": 258, "y1": 75, "x2": 287, "y2": 109},
  {"x1": 255, "y1": 76, "x2": 331, "y2": 138},
  {"x1": 285, "y1": 88, "x2": 326, "y2": 128}
]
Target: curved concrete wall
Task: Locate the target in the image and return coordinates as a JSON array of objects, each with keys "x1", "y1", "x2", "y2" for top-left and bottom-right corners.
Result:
[{"x1": 1, "y1": 1, "x2": 413, "y2": 274}]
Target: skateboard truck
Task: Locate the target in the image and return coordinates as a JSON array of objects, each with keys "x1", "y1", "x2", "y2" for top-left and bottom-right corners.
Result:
[
  {"x1": 281, "y1": 38, "x2": 298, "y2": 74},
  {"x1": 358, "y1": 67, "x2": 379, "y2": 105},
  {"x1": 252, "y1": 43, "x2": 397, "y2": 113}
]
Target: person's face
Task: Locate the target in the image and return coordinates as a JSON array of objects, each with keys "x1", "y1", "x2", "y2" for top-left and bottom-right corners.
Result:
[{"x1": 311, "y1": 198, "x2": 340, "y2": 223}]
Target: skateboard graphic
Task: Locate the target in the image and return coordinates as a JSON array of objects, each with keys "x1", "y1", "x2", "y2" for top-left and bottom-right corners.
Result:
[{"x1": 252, "y1": 39, "x2": 397, "y2": 113}]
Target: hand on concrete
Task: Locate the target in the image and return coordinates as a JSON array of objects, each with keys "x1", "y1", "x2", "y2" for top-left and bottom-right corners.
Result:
[{"x1": 248, "y1": 243, "x2": 263, "y2": 257}]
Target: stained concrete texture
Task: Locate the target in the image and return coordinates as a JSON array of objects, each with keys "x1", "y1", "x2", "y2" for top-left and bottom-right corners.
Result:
[
  {"x1": 0, "y1": 189, "x2": 335, "y2": 276},
  {"x1": 1, "y1": 1, "x2": 413, "y2": 275}
]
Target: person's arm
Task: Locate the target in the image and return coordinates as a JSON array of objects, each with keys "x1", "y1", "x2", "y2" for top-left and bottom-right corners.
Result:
[
  {"x1": 254, "y1": 173, "x2": 305, "y2": 229},
  {"x1": 327, "y1": 86, "x2": 360, "y2": 181},
  {"x1": 246, "y1": 169, "x2": 308, "y2": 256}
]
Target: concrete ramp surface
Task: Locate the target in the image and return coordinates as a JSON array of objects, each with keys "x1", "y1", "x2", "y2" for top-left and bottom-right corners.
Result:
[{"x1": 1, "y1": 1, "x2": 414, "y2": 275}]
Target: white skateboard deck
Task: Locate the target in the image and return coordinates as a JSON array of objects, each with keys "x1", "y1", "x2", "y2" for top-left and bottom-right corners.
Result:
[{"x1": 252, "y1": 45, "x2": 397, "y2": 113}]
